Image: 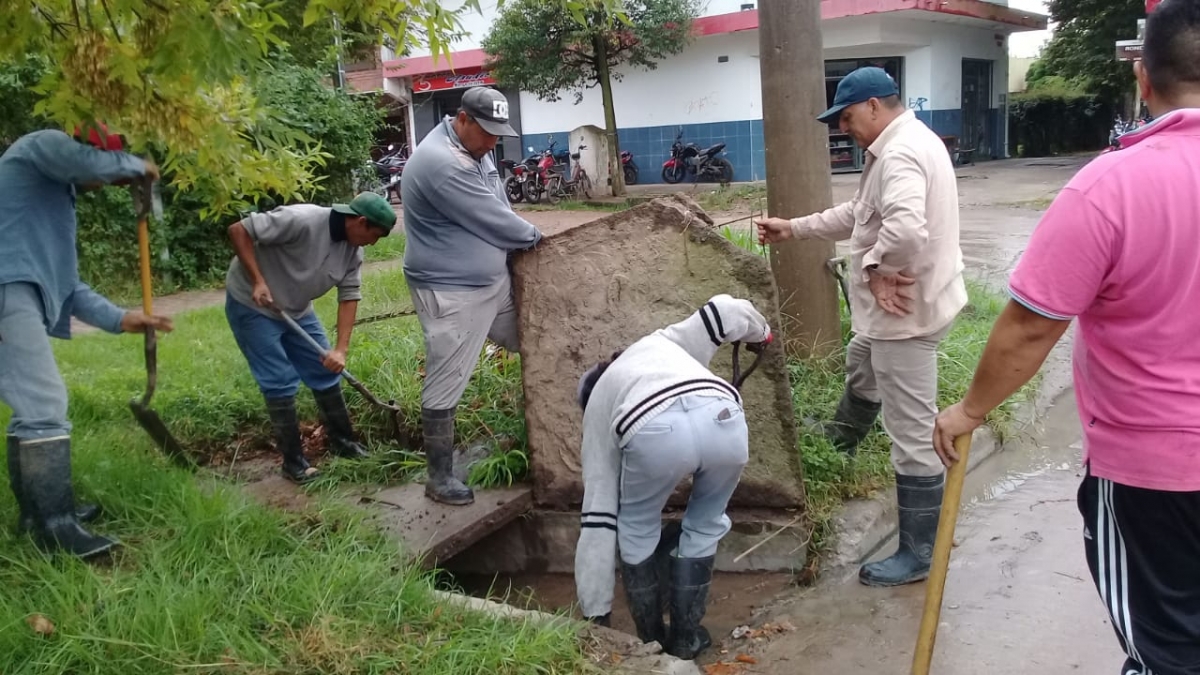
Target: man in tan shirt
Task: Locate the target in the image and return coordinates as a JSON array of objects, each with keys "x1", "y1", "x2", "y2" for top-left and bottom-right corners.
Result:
[{"x1": 756, "y1": 66, "x2": 967, "y2": 587}]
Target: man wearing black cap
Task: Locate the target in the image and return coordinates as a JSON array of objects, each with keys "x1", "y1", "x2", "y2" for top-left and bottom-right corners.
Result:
[
  {"x1": 401, "y1": 86, "x2": 543, "y2": 506},
  {"x1": 756, "y1": 67, "x2": 966, "y2": 588},
  {"x1": 224, "y1": 192, "x2": 396, "y2": 484}
]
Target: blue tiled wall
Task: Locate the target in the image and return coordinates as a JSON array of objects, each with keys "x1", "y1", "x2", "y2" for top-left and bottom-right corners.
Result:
[
  {"x1": 519, "y1": 108, "x2": 992, "y2": 183},
  {"x1": 523, "y1": 120, "x2": 768, "y2": 185}
]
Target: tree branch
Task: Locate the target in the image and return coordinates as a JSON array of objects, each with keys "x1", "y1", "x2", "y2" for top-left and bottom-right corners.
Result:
[
  {"x1": 101, "y1": 0, "x2": 121, "y2": 43},
  {"x1": 71, "y1": 0, "x2": 81, "y2": 29},
  {"x1": 34, "y1": 3, "x2": 70, "y2": 38}
]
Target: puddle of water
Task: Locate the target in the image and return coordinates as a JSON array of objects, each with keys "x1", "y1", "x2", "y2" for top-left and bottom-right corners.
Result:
[
  {"x1": 960, "y1": 390, "x2": 1084, "y2": 509},
  {"x1": 446, "y1": 571, "x2": 795, "y2": 640}
]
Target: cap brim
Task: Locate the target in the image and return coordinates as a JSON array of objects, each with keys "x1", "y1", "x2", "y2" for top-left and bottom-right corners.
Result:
[
  {"x1": 331, "y1": 203, "x2": 357, "y2": 216},
  {"x1": 475, "y1": 118, "x2": 519, "y2": 137},
  {"x1": 816, "y1": 104, "x2": 849, "y2": 125}
]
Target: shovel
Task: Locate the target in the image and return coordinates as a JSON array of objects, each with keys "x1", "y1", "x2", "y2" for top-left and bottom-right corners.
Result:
[
  {"x1": 911, "y1": 432, "x2": 973, "y2": 675},
  {"x1": 270, "y1": 305, "x2": 408, "y2": 444},
  {"x1": 128, "y1": 177, "x2": 191, "y2": 468}
]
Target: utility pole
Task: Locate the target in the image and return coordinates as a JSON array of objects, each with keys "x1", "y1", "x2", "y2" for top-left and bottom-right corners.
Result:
[{"x1": 757, "y1": 0, "x2": 841, "y2": 359}]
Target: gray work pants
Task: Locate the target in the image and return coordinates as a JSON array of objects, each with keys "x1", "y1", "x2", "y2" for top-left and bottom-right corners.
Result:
[
  {"x1": 617, "y1": 393, "x2": 749, "y2": 566},
  {"x1": 409, "y1": 276, "x2": 519, "y2": 411},
  {"x1": 844, "y1": 325, "x2": 952, "y2": 477},
  {"x1": 0, "y1": 283, "x2": 72, "y2": 440}
]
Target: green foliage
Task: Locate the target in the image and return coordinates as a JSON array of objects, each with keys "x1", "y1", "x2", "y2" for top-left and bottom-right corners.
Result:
[
  {"x1": 1008, "y1": 89, "x2": 1112, "y2": 157},
  {"x1": 1031, "y1": 0, "x2": 1144, "y2": 105},
  {"x1": 0, "y1": 0, "x2": 482, "y2": 214},
  {"x1": 483, "y1": 0, "x2": 699, "y2": 104}
]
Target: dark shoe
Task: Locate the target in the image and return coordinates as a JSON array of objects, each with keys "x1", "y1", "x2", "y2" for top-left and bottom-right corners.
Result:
[
  {"x1": 654, "y1": 521, "x2": 683, "y2": 613},
  {"x1": 17, "y1": 436, "x2": 118, "y2": 558},
  {"x1": 809, "y1": 389, "x2": 881, "y2": 456},
  {"x1": 312, "y1": 385, "x2": 369, "y2": 459},
  {"x1": 666, "y1": 555, "x2": 715, "y2": 660},
  {"x1": 859, "y1": 473, "x2": 944, "y2": 587},
  {"x1": 9, "y1": 435, "x2": 100, "y2": 533},
  {"x1": 621, "y1": 556, "x2": 667, "y2": 646},
  {"x1": 422, "y1": 407, "x2": 473, "y2": 505},
  {"x1": 266, "y1": 396, "x2": 319, "y2": 484}
]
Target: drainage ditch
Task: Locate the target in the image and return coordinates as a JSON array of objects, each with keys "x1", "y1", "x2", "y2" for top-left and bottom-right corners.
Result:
[{"x1": 430, "y1": 508, "x2": 809, "y2": 641}]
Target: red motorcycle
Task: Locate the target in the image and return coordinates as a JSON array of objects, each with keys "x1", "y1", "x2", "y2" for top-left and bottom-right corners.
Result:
[
  {"x1": 522, "y1": 138, "x2": 570, "y2": 204},
  {"x1": 661, "y1": 130, "x2": 733, "y2": 185},
  {"x1": 499, "y1": 157, "x2": 532, "y2": 204}
]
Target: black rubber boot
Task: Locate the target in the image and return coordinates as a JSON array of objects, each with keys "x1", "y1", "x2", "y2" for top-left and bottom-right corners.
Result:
[
  {"x1": 312, "y1": 385, "x2": 369, "y2": 459},
  {"x1": 9, "y1": 435, "x2": 100, "y2": 533},
  {"x1": 666, "y1": 555, "x2": 715, "y2": 660},
  {"x1": 266, "y1": 396, "x2": 319, "y2": 484},
  {"x1": 621, "y1": 556, "x2": 667, "y2": 646},
  {"x1": 818, "y1": 389, "x2": 882, "y2": 456},
  {"x1": 859, "y1": 473, "x2": 945, "y2": 587},
  {"x1": 422, "y1": 407, "x2": 473, "y2": 505},
  {"x1": 655, "y1": 521, "x2": 683, "y2": 613},
  {"x1": 17, "y1": 436, "x2": 117, "y2": 558}
]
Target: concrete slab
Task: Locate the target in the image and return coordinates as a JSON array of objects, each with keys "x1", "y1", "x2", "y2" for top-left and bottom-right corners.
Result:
[
  {"x1": 353, "y1": 483, "x2": 533, "y2": 568},
  {"x1": 512, "y1": 195, "x2": 804, "y2": 511}
]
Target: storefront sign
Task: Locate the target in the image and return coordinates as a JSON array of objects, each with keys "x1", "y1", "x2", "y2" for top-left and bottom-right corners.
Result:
[
  {"x1": 1116, "y1": 39, "x2": 1144, "y2": 61},
  {"x1": 412, "y1": 70, "x2": 496, "y2": 93}
]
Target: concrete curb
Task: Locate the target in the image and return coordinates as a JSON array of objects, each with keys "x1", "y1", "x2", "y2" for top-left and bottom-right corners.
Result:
[{"x1": 432, "y1": 590, "x2": 702, "y2": 674}]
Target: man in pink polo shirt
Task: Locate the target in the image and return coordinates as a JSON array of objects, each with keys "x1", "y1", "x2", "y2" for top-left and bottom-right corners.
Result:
[{"x1": 934, "y1": 0, "x2": 1200, "y2": 671}]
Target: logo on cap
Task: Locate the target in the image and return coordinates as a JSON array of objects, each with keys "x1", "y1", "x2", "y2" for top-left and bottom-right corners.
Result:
[{"x1": 492, "y1": 100, "x2": 509, "y2": 121}]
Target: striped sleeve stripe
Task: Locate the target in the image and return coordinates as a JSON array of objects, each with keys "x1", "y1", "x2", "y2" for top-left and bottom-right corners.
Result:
[
  {"x1": 705, "y1": 301, "x2": 727, "y2": 340},
  {"x1": 581, "y1": 511, "x2": 617, "y2": 522},
  {"x1": 615, "y1": 378, "x2": 740, "y2": 437},
  {"x1": 699, "y1": 306, "x2": 722, "y2": 347},
  {"x1": 1008, "y1": 286, "x2": 1074, "y2": 321},
  {"x1": 581, "y1": 522, "x2": 618, "y2": 531}
]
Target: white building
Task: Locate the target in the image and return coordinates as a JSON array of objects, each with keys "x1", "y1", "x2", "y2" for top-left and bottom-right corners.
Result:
[{"x1": 358, "y1": 0, "x2": 1047, "y2": 181}]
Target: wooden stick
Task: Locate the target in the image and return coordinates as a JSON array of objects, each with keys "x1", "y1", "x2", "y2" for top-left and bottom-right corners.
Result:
[
  {"x1": 911, "y1": 433, "x2": 973, "y2": 675},
  {"x1": 732, "y1": 515, "x2": 802, "y2": 563}
]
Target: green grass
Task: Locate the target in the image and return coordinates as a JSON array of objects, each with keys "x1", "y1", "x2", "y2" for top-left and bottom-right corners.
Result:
[
  {"x1": 0, "y1": 253, "x2": 587, "y2": 673},
  {"x1": 693, "y1": 183, "x2": 767, "y2": 213}
]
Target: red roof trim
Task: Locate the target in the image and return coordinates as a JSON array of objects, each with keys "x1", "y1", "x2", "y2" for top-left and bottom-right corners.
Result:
[{"x1": 384, "y1": 0, "x2": 1046, "y2": 77}]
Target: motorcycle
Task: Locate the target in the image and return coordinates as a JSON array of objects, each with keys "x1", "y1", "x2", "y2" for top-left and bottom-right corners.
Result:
[
  {"x1": 523, "y1": 137, "x2": 570, "y2": 204},
  {"x1": 500, "y1": 151, "x2": 539, "y2": 204},
  {"x1": 621, "y1": 149, "x2": 639, "y2": 186},
  {"x1": 372, "y1": 143, "x2": 408, "y2": 202},
  {"x1": 661, "y1": 130, "x2": 733, "y2": 185}
]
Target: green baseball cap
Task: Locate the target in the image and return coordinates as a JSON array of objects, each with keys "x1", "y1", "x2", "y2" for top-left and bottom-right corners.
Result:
[{"x1": 332, "y1": 192, "x2": 397, "y2": 233}]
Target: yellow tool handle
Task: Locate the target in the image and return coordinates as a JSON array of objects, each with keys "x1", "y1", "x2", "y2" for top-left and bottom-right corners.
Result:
[
  {"x1": 911, "y1": 432, "x2": 973, "y2": 675},
  {"x1": 137, "y1": 215, "x2": 153, "y2": 315}
]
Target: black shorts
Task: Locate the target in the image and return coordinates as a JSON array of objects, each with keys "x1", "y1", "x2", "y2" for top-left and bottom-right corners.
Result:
[{"x1": 1078, "y1": 471, "x2": 1200, "y2": 675}]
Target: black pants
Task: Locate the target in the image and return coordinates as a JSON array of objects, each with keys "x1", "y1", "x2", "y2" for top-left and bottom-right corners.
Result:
[{"x1": 1078, "y1": 471, "x2": 1200, "y2": 675}]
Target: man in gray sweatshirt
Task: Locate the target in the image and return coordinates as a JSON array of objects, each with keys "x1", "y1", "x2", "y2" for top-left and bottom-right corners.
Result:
[{"x1": 401, "y1": 87, "x2": 542, "y2": 506}]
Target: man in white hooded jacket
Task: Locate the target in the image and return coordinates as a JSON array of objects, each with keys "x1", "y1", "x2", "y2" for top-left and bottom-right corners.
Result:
[{"x1": 574, "y1": 295, "x2": 772, "y2": 660}]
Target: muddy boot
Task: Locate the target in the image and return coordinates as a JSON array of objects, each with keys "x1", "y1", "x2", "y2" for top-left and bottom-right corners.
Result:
[
  {"x1": 811, "y1": 389, "x2": 881, "y2": 456},
  {"x1": 666, "y1": 555, "x2": 715, "y2": 660},
  {"x1": 8, "y1": 435, "x2": 99, "y2": 534},
  {"x1": 18, "y1": 436, "x2": 117, "y2": 558},
  {"x1": 621, "y1": 556, "x2": 667, "y2": 646},
  {"x1": 312, "y1": 385, "x2": 369, "y2": 459},
  {"x1": 655, "y1": 521, "x2": 683, "y2": 613},
  {"x1": 422, "y1": 407, "x2": 473, "y2": 506},
  {"x1": 859, "y1": 473, "x2": 944, "y2": 587},
  {"x1": 266, "y1": 396, "x2": 319, "y2": 484}
]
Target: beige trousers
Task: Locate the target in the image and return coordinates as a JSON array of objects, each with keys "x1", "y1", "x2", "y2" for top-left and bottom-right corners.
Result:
[{"x1": 844, "y1": 324, "x2": 952, "y2": 477}]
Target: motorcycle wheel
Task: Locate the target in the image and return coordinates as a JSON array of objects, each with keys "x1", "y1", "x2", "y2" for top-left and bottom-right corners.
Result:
[
  {"x1": 662, "y1": 163, "x2": 685, "y2": 184},
  {"x1": 523, "y1": 178, "x2": 542, "y2": 204},
  {"x1": 546, "y1": 176, "x2": 562, "y2": 205},
  {"x1": 623, "y1": 165, "x2": 638, "y2": 186},
  {"x1": 579, "y1": 174, "x2": 593, "y2": 199},
  {"x1": 712, "y1": 158, "x2": 734, "y2": 185},
  {"x1": 505, "y1": 176, "x2": 524, "y2": 204}
]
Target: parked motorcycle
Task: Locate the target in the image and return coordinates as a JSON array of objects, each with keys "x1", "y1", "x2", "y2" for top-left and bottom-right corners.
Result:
[
  {"x1": 500, "y1": 150, "x2": 540, "y2": 204},
  {"x1": 621, "y1": 149, "x2": 639, "y2": 186},
  {"x1": 523, "y1": 137, "x2": 571, "y2": 204},
  {"x1": 661, "y1": 130, "x2": 733, "y2": 185},
  {"x1": 372, "y1": 143, "x2": 408, "y2": 202}
]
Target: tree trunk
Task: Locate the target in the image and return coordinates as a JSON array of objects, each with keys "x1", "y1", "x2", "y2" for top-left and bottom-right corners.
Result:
[
  {"x1": 593, "y1": 33, "x2": 626, "y2": 197},
  {"x1": 757, "y1": 0, "x2": 841, "y2": 359}
]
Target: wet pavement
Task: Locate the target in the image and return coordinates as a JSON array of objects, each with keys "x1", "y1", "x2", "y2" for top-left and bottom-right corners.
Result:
[{"x1": 705, "y1": 384, "x2": 1127, "y2": 674}]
